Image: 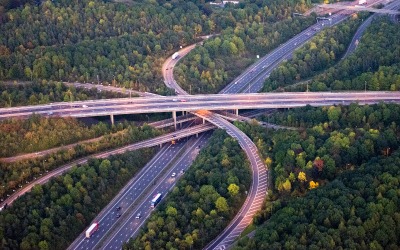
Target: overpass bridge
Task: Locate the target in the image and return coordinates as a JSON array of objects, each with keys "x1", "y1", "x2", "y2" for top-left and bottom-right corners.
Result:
[{"x1": 1, "y1": 92, "x2": 399, "y2": 125}]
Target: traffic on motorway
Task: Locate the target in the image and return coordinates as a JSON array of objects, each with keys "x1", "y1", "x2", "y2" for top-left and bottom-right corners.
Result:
[{"x1": 69, "y1": 133, "x2": 211, "y2": 250}]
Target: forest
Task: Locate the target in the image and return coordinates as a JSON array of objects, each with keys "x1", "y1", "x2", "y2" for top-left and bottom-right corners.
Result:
[
  {"x1": 274, "y1": 18, "x2": 400, "y2": 92},
  {"x1": 310, "y1": 18, "x2": 400, "y2": 91},
  {"x1": 124, "y1": 130, "x2": 251, "y2": 249},
  {"x1": 0, "y1": 0, "x2": 320, "y2": 94},
  {"x1": 229, "y1": 103, "x2": 400, "y2": 248},
  {"x1": 234, "y1": 150, "x2": 400, "y2": 249},
  {"x1": 0, "y1": 148, "x2": 156, "y2": 249},
  {"x1": 262, "y1": 13, "x2": 367, "y2": 91},
  {"x1": 0, "y1": 80, "x2": 126, "y2": 107},
  {"x1": 236, "y1": 103, "x2": 400, "y2": 199},
  {"x1": 0, "y1": 115, "x2": 115, "y2": 157},
  {"x1": 174, "y1": 0, "x2": 315, "y2": 94},
  {"x1": 0, "y1": 120, "x2": 163, "y2": 200}
]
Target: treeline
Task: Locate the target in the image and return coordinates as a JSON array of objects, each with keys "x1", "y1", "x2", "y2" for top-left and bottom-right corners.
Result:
[
  {"x1": 234, "y1": 150, "x2": 400, "y2": 249},
  {"x1": 175, "y1": 0, "x2": 315, "y2": 94},
  {"x1": 262, "y1": 13, "x2": 366, "y2": 91},
  {"x1": 0, "y1": 115, "x2": 114, "y2": 157},
  {"x1": 124, "y1": 129, "x2": 251, "y2": 249},
  {"x1": 0, "y1": 0, "x2": 210, "y2": 90},
  {"x1": 235, "y1": 103, "x2": 400, "y2": 200},
  {"x1": 0, "y1": 148, "x2": 156, "y2": 250},
  {"x1": 0, "y1": 121, "x2": 163, "y2": 200},
  {"x1": 0, "y1": 80, "x2": 125, "y2": 107},
  {"x1": 306, "y1": 18, "x2": 400, "y2": 91},
  {"x1": 265, "y1": 103, "x2": 400, "y2": 129}
]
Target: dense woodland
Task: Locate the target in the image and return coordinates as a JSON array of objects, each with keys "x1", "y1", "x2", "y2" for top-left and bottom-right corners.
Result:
[
  {"x1": 0, "y1": 115, "x2": 115, "y2": 157},
  {"x1": 310, "y1": 18, "x2": 400, "y2": 91},
  {"x1": 262, "y1": 13, "x2": 367, "y2": 91},
  {"x1": 0, "y1": 0, "x2": 328, "y2": 94},
  {"x1": 175, "y1": 0, "x2": 314, "y2": 94},
  {"x1": 279, "y1": 18, "x2": 400, "y2": 92},
  {"x1": 0, "y1": 121, "x2": 163, "y2": 199},
  {"x1": 0, "y1": 0, "x2": 209, "y2": 91},
  {"x1": 0, "y1": 81, "x2": 126, "y2": 107},
  {"x1": 0, "y1": 148, "x2": 156, "y2": 249},
  {"x1": 237, "y1": 103, "x2": 400, "y2": 198},
  {"x1": 230, "y1": 103, "x2": 400, "y2": 248},
  {"x1": 124, "y1": 130, "x2": 251, "y2": 249},
  {"x1": 234, "y1": 151, "x2": 400, "y2": 249}
]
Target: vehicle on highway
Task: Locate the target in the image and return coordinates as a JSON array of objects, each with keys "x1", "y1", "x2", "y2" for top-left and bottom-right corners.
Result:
[
  {"x1": 180, "y1": 99, "x2": 187, "y2": 102},
  {"x1": 171, "y1": 140, "x2": 176, "y2": 145},
  {"x1": 116, "y1": 214, "x2": 121, "y2": 218},
  {"x1": 151, "y1": 193, "x2": 162, "y2": 208},
  {"x1": 85, "y1": 223, "x2": 99, "y2": 238},
  {"x1": 82, "y1": 105, "x2": 88, "y2": 108},
  {"x1": 135, "y1": 213, "x2": 142, "y2": 219},
  {"x1": 172, "y1": 52, "x2": 179, "y2": 60},
  {"x1": 172, "y1": 99, "x2": 178, "y2": 102},
  {"x1": 171, "y1": 172, "x2": 176, "y2": 177},
  {"x1": 116, "y1": 206, "x2": 121, "y2": 211}
]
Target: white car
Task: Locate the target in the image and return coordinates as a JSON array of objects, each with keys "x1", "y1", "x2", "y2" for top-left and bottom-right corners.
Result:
[{"x1": 171, "y1": 172, "x2": 176, "y2": 177}]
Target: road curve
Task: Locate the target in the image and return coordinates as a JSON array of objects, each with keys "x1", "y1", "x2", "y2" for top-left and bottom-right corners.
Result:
[{"x1": 163, "y1": 43, "x2": 268, "y2": 250}]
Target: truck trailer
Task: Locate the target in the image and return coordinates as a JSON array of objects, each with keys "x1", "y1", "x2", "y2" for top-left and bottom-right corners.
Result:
[{"x1": 85, "y1": 223, "x2": 99, "y2": 238}]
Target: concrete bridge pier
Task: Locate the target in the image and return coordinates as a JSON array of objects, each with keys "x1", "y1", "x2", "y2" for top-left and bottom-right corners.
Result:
[
  {"x1": 235, "y1": 109, "x2": 239, "y2": 116},
  {"x1": 172, "y1": 111, "x2": 177, "y2": 130},
  {"x1": 110, "y1": 114, "x2": 114, "y2": 125},
  {"x1": 203, "y1": 118, "x2": 206, "y2": 124}
]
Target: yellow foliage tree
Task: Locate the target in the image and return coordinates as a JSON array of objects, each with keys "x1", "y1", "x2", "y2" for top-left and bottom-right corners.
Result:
[
  {"x1": 309, "y1": 181, "x2": 319, "y2": 189},
  {"x1": 265, "y1": 157, "x2": 272, "y2": 166},
  {"x1": 298, "y1": 171, "x2": 307, "y2": 182}
]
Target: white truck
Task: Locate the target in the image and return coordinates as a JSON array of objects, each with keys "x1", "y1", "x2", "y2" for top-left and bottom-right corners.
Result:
[
  {"x1": 172, "y1": 52, "x2": 179, "y2": 60},
  {"x1": 85, "y1": 223, "x2": 99, "y2": 238},
  {"x1": 358, "y1": 0, "x2": 366, "y2": 5}
]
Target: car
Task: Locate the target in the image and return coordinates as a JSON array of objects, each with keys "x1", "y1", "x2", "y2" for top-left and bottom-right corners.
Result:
[
  {"x1": 135, "y1": 213, "x2": 142, "y2": 219},
  {"x1": 172, "y1": 99, "x2": 178, "y2": 102},
  {"x1": 234, "y1": 81, "x2": 238, "y2": 84},
  {"x1": 166, "y1": 68, "x2": 169, "y2": 70},
  {"x1": 116, "y1": 206, "x2": 121, "y2": 211},
  {"x1": 116, "y1": 214, "x2": 121, "y2": 218},
  {"x1": 82, "y1": 105, "x2": 88, "y2": 108},
  {"x1": 180, "y1": 99, "x2": 187, "y2": 102},
  {"x1": 171, "y1": 172, "x2": 176, "y2": 177}
]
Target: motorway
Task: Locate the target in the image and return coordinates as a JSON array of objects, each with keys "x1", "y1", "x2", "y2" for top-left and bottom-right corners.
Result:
[
  {"x1": 68, "y1": 133, "x2": 211, "y2": 250},
  {"x1": 100, "y1": 133, "x2": 210, "y2": 249},
  {"x1": 0, "y1": 92, "x2": 399, "y2": 119}
]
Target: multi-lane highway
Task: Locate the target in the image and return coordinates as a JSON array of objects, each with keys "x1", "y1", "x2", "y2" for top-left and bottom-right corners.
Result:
[
  {"x1": 1, "y1": 92, "x2": 399, "y2": 119},
  {"x1": 68, "y1": 133, "x2": 210, "y2": 250},
  {"x1": 100, "y1": 133, "x2": 210, "y2": 250}
]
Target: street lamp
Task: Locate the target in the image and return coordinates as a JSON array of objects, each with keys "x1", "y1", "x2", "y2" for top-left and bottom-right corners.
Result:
[{"x1": 364, "y1": 81, "x2": 367, "y2": 92}]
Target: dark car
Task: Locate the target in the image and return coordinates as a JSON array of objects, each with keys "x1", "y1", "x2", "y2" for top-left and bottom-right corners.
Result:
[
  {"x1": 116, "y1": 213, "x2": 121, "y2": 218},
  {"x1": 116, "y1": 206, "x2": 121, "y2": 211}
]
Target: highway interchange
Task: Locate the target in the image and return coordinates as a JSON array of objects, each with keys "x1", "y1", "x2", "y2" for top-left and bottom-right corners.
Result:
[{"x1": 1, "y1": 0, "x2": 400, "y2": 249}]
